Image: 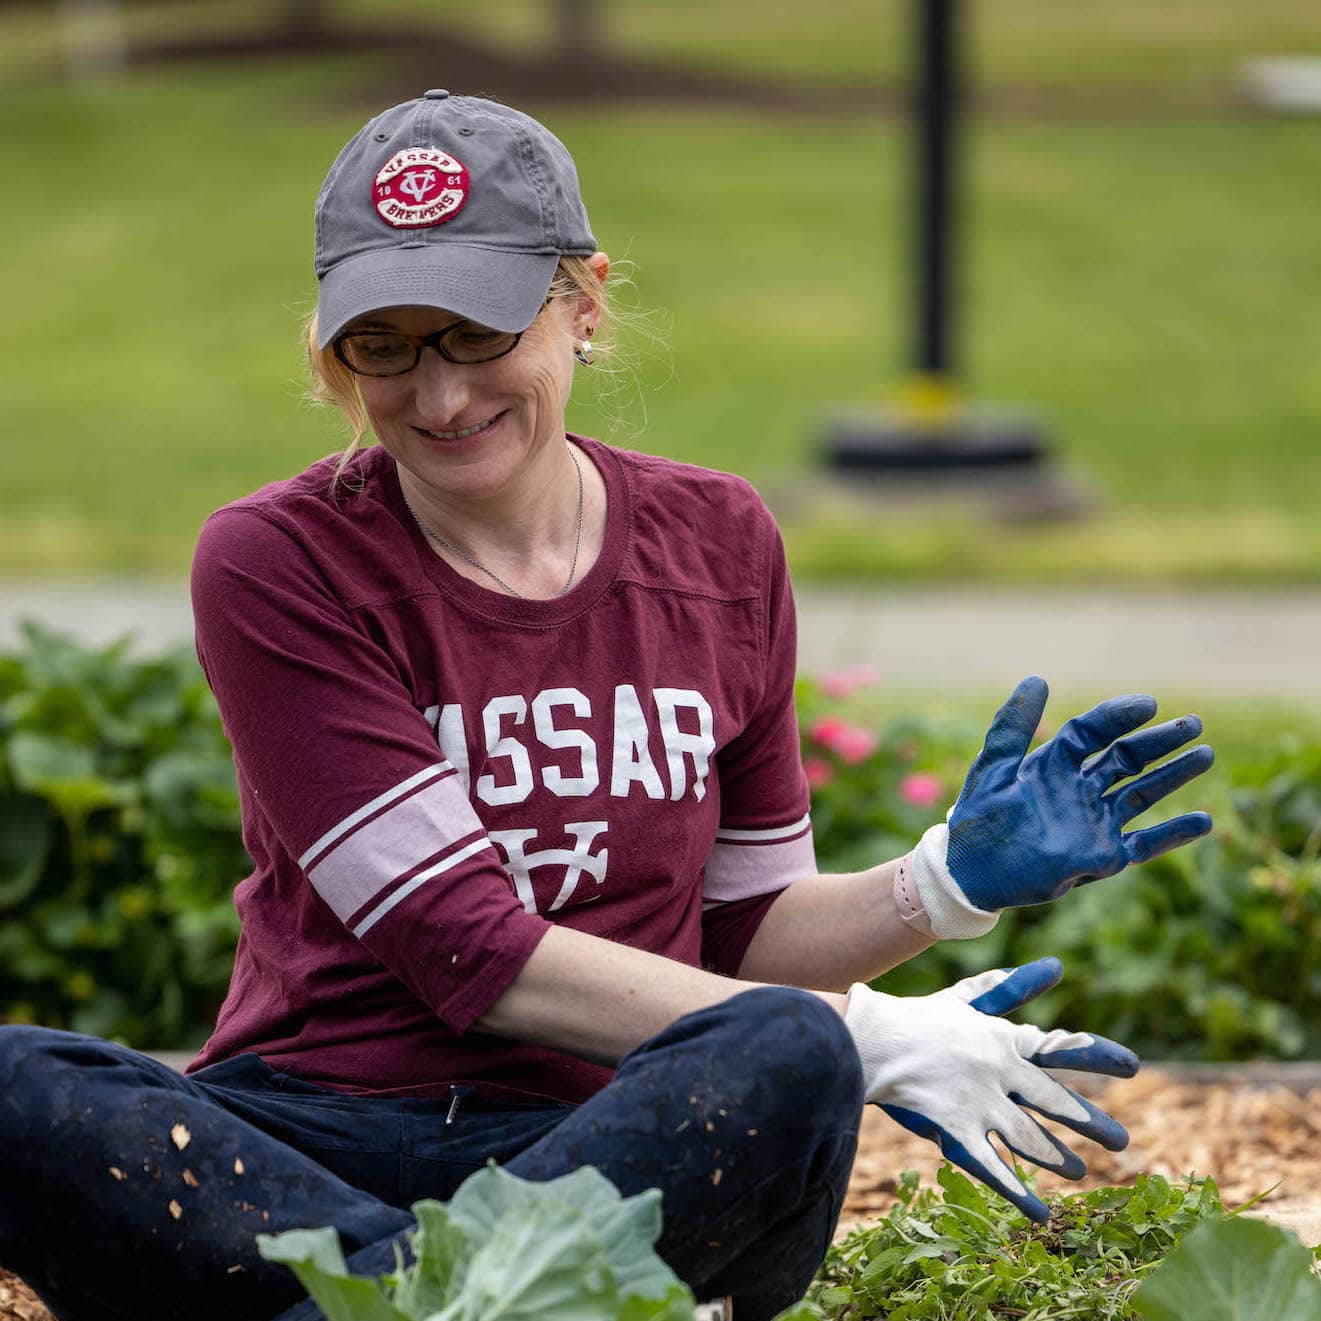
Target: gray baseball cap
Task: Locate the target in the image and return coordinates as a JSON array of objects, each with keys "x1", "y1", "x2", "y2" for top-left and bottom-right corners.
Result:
[{"x1": 314, "y1": 90, "x2": 597, "y2": 349}]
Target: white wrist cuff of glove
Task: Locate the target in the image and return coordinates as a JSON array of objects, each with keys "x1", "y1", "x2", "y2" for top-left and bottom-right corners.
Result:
[
  {"x1": 909, "y1": 819, "x2": 999, "y2": 941},
  {"x1": 843, "y1": 983, "x2": 902, "y2": 1103}
]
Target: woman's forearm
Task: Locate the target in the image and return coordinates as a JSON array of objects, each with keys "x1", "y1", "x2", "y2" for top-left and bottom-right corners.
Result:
[
  {"x1": 734, "y1": 858, "x2": 936, "y2": 990},
  {"x1": 472, "y1": 923, "x2": 848, "y2": 1066}
]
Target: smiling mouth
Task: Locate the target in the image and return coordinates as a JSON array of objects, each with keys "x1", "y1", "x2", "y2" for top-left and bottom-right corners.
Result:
[{"x1": 417, "y1": 413, "x2": 504, "y2": 441}]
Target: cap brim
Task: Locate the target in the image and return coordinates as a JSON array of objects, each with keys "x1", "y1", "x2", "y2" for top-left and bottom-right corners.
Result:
[{"x1": 316, "y1": 245, "x2": 560, "y2": 348}]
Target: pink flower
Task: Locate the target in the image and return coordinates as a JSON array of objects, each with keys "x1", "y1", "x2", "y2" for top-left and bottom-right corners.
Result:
[
  {"x1": 802, "y1": 757, "x2": 834, "y2": 790},
  {"x1": 819, "y1": 662, "x2": 879, "y2": 699},
  {"x1": 809, "y1": 716, "x2": 878, "y2": 765},
  {"x1": 834, "y1": 726, "x2": 878, "y2": 765},
  {"x1": 809, "y1": 715, "x2": 849, "y2": 747},
  {"x1": 899, "y1": 772, "x2": 945, "y2": 810}
]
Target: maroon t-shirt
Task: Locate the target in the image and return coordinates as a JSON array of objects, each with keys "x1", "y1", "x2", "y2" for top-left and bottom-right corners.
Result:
[{"x1": 185, "y1": 435, "x2": 815, "y2": 1104}]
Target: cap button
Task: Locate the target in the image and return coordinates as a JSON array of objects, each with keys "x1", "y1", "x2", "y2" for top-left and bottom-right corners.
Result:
[{"x1": 424, "y1": 89, "x2": 450, "y2": 100}]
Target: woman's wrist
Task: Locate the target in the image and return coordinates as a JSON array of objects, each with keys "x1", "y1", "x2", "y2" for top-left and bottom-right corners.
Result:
[
  {"x1": 809, "y1": 988, "x2": 850, "y2": 1018},
  {"x1": 891, "y1": 851, "x2": 934, "y2": 937},
  {"x1": 737, "y1": 860, "x2": 937, "y2": 988}
]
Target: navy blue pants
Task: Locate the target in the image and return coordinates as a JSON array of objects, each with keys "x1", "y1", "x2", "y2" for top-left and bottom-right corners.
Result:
[{"x1": 0, "y1": 987, "x2": 863, "y2": 1321}]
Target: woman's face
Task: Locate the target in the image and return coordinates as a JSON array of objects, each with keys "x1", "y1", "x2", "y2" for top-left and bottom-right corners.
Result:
[{"x1": 350, "y1": 294, "x2": 586, "y2": 505}]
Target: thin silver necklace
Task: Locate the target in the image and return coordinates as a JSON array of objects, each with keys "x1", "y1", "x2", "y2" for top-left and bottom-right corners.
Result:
[{"x1": 402, "y1": 445, "x2": 585, "y2": 599}]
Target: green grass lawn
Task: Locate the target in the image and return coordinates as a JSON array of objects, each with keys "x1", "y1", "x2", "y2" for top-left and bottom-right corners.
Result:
[{"x1": 2, "y1": 28, "x2": 1320, "y2": 581}]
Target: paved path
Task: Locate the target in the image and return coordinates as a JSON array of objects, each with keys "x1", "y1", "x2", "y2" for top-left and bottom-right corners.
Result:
[{"x1": 2, "y1": 578, "x2": 1318, "y2": 703}]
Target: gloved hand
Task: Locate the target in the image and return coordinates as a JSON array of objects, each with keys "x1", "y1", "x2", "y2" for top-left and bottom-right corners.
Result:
[
  {"x1": 844, "y1": 956, "x2": 1136, "y2": 1222},
  {"x1": 906, "y1": 676, "x2": 1214, "y2": 936}
]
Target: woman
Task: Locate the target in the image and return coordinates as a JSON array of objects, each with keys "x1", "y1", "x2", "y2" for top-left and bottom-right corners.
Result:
[{"x1": 0, "y1": 92, "x2": 1213, "y2": 1321}]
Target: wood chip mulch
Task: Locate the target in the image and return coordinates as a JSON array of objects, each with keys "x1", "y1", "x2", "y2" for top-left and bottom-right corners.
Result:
[
  {"x1": 5, "y1": 1070, "x2": 1321, "y2": 1319},
  {"x1": 0, "y1": 1277, "x2": 47, "y2": 1321}
]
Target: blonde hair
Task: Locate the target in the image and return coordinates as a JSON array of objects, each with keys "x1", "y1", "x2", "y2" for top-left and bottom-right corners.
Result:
[{"x1": 302, "y1": 255, "x2": 621, "y2": 494}]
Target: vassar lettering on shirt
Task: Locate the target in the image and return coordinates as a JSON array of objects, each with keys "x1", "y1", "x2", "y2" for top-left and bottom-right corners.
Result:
[{"x1": 422, "y1": 684, "x2": 716, "y2": 915}]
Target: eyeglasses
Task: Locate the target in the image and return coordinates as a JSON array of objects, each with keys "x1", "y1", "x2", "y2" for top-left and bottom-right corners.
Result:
[{"x1": 333, "y1": 299, "x2": 552, "y2": 377}]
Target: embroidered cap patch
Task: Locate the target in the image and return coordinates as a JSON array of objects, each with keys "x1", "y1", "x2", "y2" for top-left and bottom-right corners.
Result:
[{"x1": 373, "y1": 147, "x2": 469, "y2": 229}]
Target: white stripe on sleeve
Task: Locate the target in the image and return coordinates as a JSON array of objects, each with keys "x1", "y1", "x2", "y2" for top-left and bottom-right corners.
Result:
[
  {"x1": 303, "y1": 767, "x2": 488, "y2": 922},
  {"x1": 702, "y1": 825, "x2": 817, "y2": 903},
  {"x1": 299, "y1": 763, "x2": 453, "y2": 869},
  {"x1": 715, "y1": 812, "x2": 812, "y2": 844},
  {"x1": 351, "y1": 835, "x2": 493, "y2": 937}
]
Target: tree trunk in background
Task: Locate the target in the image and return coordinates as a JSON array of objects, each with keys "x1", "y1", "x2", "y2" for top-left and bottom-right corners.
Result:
[
  {"x1": 553, "y1": 0, "x2": 601, "y2": 59},
  {"x1": 58, "y1": 0, "x2": 127, "y2": 83},
  {"x1": 281, "y1": 0, "x2": 329, "y2": 35}
]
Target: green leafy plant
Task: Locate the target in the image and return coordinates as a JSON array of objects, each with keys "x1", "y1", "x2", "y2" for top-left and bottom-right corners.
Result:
[
  {"x1": 258, "y1": 1159, "x2": 728, "y2": 1321},
  {"x1": 1134, "y1": 1215, "x2": 1321, "y2": 1321},
  {"x1": 0, "y1": 621, "x2": 245, "y2": 1045},
  {"x1": 256, "y1": 1159, "x2": 1321, "y2": 1321},
  {"x1": 800, "y1": 1164, "x2": 1238, "y2": 1320}
]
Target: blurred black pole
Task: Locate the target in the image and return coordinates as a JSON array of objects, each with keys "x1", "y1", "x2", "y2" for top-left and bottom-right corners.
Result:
[
  {"x1": 816, "y1": 0, "x2": 1084, "y2": 517},
  {"x1": 917, "y1": 0, "x2": 955, "y2": 380}
]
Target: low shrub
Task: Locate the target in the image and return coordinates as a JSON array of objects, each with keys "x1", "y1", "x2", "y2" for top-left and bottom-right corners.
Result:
[
  {"x1": 0, "y1": 623, "x2": 243, "y2": 1046},
  {"x1": 0, "y1": 626, "x2": 1317, "y2": 1057}
]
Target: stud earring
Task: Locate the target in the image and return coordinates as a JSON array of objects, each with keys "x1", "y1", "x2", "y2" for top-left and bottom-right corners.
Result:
[{"x1": 574, "y1": 338, "x2": 594, "y2": 366}]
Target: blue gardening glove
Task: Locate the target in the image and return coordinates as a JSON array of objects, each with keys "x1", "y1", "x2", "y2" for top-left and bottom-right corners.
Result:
[
  {"x1": 844, "y1": 956, "x2": 1136, "y2": 1222},
  {"x1": 906, "y1": 676, "x2": 1214, "y2": 937}
]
